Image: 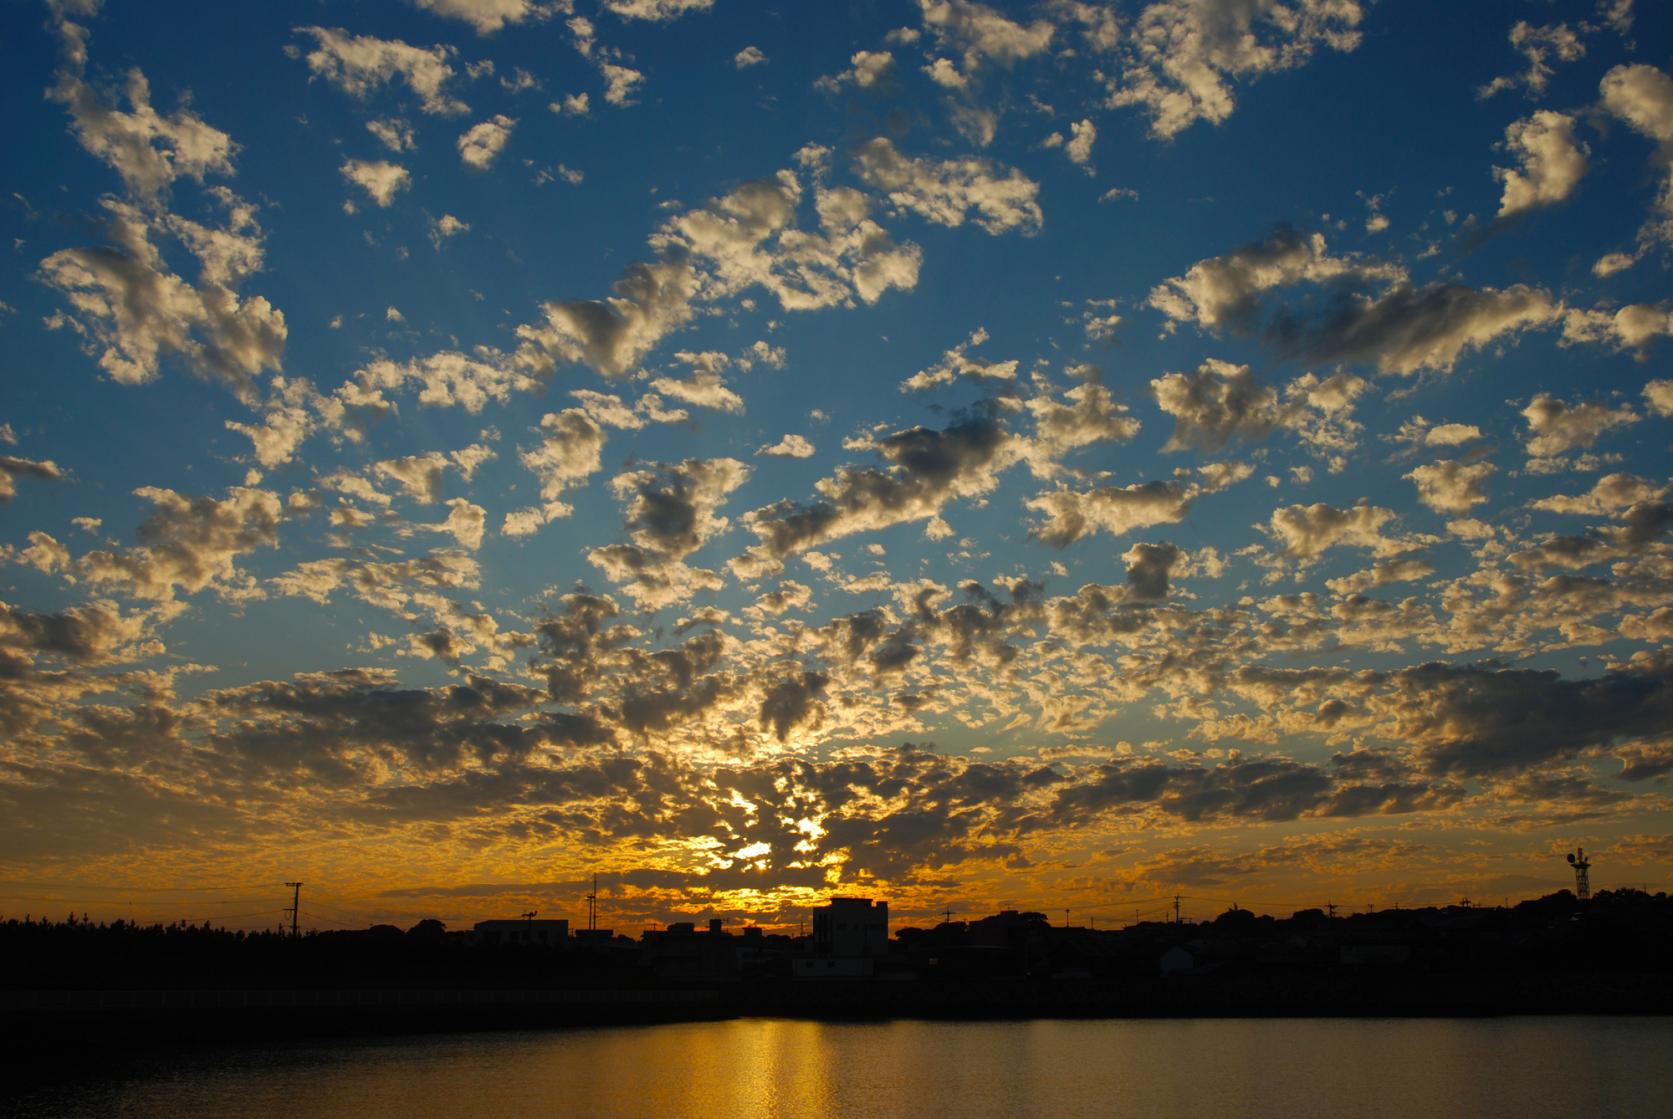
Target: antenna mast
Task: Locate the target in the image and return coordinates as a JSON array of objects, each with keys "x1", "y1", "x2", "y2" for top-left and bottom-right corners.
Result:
[
  {"x1": 1566, "y1": 847, "x2": 1591, "y2": 900},
  {"x1": 586, "y1": 873, "x2": 598, "y2": 931}
]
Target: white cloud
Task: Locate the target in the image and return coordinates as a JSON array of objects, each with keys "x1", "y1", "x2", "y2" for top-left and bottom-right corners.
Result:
[
  {"x1": 1109, "y1": 0, "x2": 1364, "y2": 139},
  {"x1": 225, "y1": 377, "x2": 317, "y2": 468},
  {"x1": 924, "y1": 58, "x2": 967, "y2": 88},
  {"x1": 1561, "y1": 303, "x2": 1673, "y2": 354},
  {"x1": 430, "y1": 213, "x2": 470, "y2": 246},
  {"x1": 1265, "y1": 502, "x2": 1411, "y2": 564},
  {"x1": 0, "y1": 455, "x2": 66, "y2": 503},
  {"x1": 1522, "y1": 393, "x2": 1638, "y2": 458},
  {"x1": 518, "y1": 166, "x2": 923, "y2": 376},
  {"x1": 601, "y1": 62, "x2": 645, "y2": 106},
  {"x1": 294, "y1": 27, "x2": 468, "y2": 116},
  {"x1": 734, "y1": 45, "x2": 767, "y2": 69},
  {"x1": 1029, "y1": 464, "x2": 1250, "y2": 547},
  {"x1": 738, "y1": 340, "x2": 786, "y2": 371},
  {"x1": 371, "y1": 444, "x2": 495, "y2": 504},
  {"x1": 1599, "y1": 63, "x2": 1673, "y2": 245},
  {"x1": 757, "y1": 434, "x2": 815, "y2": 458},
  {"x1": 78, "y1": 485, "x2": 284, "y2": 603},
  {"x1": 1150, "y1": 359, "x2": 1283, "y2": 451},
  {"x1": 48, "y1": 32, "x2": 235, "y2": 198},
  {"x1": 520, "y1": 409, "x2": 608, "y2": 506},
  {"x1": 427, "y1": 498, "x2": 487, "y2": 550},
  {"x1": 1478, "y1": 21, "x2": 1584, "y2": 99},
  {"x1": 39, "y1": 197, "x2": 285, "y2": 400},
  {"x1": 604, "y1": 0, "x2": 714, "y2": 19},
  {"x1": 1599, "y1": 64, "x2": 1673, "y2": 144},
  {"x1": 1148, "y1": 228, "x2": 1400, "y2": 330},
  {"x1": 367, "y1": 117, "x2": 416, "y2": 152},
  {"x1": 816, "y1": 51, "x2": 895, "y2": 93},
  {"x1": 407, "y1": 0, "x2": 558, "y2": 35},
  {"x1": 1029, "y1": 481, "x2": 1196, "y2": 547},
  {"x1": 589, "y1": 457, "x2": 750, "y2": 608},
  {"x1": 900, "y1": 327, "x2": 1018, "y2": 392},
  {"x1": 650, "y1": 367, "x2": 744, "y2": 414},
  {"x1": 1592, "y1": 252, "x2": 1636, "y2": 277},
  {"x1": 1024, "y1": 382, "x2": 1143, "y2": 476},
  {"x1": 458, "y1": 114, "x2": 516, "y2": 169},
  {"x1": 1495, "y1": 111, "x2": 1588, "y2": 218},
  {"x1": 734, "y1": 414, "x2": 1022, "y2": 575},
  {"x1": 1065, "y1": 118, "x2": 1096, "y2": 168},
  {"x1": 918, "y1": 0, "x2": 1054, "y2": 71},
  {"x1": 551, "y1": 92, "x2": 591, "y2": 115},
  {"x1": 1150, "y1": 228, "x2": 1558, "y2": 375},
  {"x1": 854, "y1": 137, "x2": 1042, "y2": 235},
  {"x1": 516, "y1": 258, "x2": 698, "y2": 377},
  {"x1": 340, "y1": 159, "x2": 411, "y2": 207},
  {"x1": 1425, "y1": 423, "x2": 1483, "y2": 447},
  {"x1": 1530, "y1": 472, "x2": 1661, "y2": 515},
  {"x1": 1405, "y1": 460, "x2": 1495, "y2": 515},
  {"x1": 346, "y1": 350, "x2": 540, "y2": 417}
]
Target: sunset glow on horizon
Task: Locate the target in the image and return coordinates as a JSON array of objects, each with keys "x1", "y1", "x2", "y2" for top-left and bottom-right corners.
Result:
[{"x1": 3, "y1": 0, "x2": 1672, "y2": 935}]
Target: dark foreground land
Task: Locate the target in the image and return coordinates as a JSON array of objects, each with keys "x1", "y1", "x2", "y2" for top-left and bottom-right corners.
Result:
[{"x1": 4, "y1": 889, "x2": 1670, "y2": 1052}]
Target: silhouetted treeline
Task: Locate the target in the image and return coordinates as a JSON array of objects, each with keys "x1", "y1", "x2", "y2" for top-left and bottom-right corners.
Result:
[
  {"x1": 0, "y1": 913, "x2": 652, "y2": 991},
  {"x1": 892, "y1": 888, "x2": 1673, "y2": 982},
  {"x1": 3, "y1": 889, "x2": 1670, "y2": 1032},
  {"x1": 6, "y1": 888, "x2": 1671, "y2": 989}
]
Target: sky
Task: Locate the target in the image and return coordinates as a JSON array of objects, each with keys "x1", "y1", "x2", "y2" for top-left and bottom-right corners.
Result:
[{"x1": 2, "y1": 0, "x2": 1672, "y2": 934}]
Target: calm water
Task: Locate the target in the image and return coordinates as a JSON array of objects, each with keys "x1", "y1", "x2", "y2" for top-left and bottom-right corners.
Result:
[{"x1": 12, "y1": 1016, "x2": 1673, "y2": 1118}]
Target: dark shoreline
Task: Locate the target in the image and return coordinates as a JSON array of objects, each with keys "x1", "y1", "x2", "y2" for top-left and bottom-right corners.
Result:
[{"x1": 7, "y1": 970, "x2": 1673, "y2": 1050}]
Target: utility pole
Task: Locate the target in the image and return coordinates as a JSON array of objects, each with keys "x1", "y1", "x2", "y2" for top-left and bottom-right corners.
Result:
[
  {"x1": 586, "y1": 874, "x2": 598, "y2": 931},
  {"x1": 283, "y1": 881, "x2": 303, "y2": 938},
  {"x1": 1173, "y1": 895, "x2": 1181, "y2": 925},
  {"x1": 1326, "y1": 901, "x2": 1336, "y2": 919},
  {"x1": 943, "y1": 904, "x2": 954, "y2": 926}
]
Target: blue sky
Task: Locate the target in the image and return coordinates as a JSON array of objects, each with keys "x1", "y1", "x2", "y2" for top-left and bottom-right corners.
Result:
[{"x1": 2, "y1": 0, "x2": 1671, "y2": 930}]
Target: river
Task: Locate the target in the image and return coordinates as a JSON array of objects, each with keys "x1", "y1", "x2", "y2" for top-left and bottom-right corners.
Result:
[{"x1": 11, "y1": 1016, "x2": 1673, "y2": 1118}]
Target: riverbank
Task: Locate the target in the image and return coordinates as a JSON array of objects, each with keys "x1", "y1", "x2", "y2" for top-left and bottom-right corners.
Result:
[{"x1": 7, "y1": 970, "x2": 1673, "y2": 1051}]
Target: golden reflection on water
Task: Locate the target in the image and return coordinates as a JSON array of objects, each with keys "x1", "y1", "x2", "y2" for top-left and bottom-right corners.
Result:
[{"x1": 22, "y1": 1016, "x2": 1673, "y2": 1119}]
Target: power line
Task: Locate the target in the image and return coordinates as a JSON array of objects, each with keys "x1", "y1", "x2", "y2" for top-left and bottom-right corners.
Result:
[
  {"x1": 175, "y1": 909, "x2": 287, "y2": 925},
  {"x1": 1071, "y1": 894, "x2": 1181, "y2": 912}
]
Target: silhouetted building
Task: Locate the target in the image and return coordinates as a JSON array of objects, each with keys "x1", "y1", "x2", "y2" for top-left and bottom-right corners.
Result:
[
  {"x1": 640, "y1": 918, "x2": 739, "y2": 981},
  {"x1": 571, "y1": 928, "x2": 615, "y2": 945},
  {"x1": 471, "y1": 918, "x2": 569, "y2": 947},
  {"x1": 795, "y1": 897, "x2": 889, "y2": 979},
  {"x1": 813, "y1": 897, "x2": 888, "y2": 957}
]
